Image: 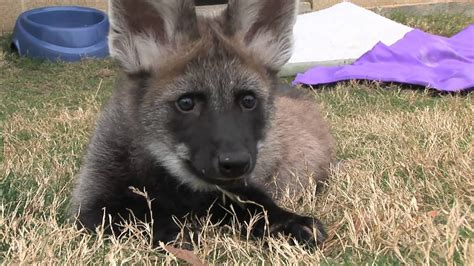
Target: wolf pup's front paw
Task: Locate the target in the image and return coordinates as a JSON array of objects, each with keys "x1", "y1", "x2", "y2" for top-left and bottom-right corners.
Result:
[{"x1": 271, "y1": 215, "x2": 327, "y2": 246}]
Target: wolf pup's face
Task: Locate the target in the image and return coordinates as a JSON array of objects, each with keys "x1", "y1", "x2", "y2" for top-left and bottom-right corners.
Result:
[{"x1": 108, "y1": 0, "x2": 297, "y2": 190}]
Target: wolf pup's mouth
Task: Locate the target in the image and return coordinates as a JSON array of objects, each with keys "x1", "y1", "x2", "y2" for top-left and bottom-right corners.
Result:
[{"x1": 185, "y1": 160, "x2": 252, "y2": 187}]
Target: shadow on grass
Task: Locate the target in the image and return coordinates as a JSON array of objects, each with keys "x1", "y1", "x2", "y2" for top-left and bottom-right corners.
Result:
[
  {"x1": 302, "y1": 81, "x2": 473, "y2": 97},
  {"x1": 0, "y1": 33, "x2": 64, "y2": 71},
  {"x1": 1, "y1": 33, "x2": 16, "y2": 55}
]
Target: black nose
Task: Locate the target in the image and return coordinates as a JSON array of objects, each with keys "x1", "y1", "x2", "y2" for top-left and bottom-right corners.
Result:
[{"x1": 217, "y1": 152, "x2": 251, "y2": 178}]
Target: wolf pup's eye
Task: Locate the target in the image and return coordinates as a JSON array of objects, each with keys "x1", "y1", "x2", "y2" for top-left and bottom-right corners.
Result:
[
  {"x1": 240, "y1": 94, "x2": 257, "y2": 110},
  {"x1": 176, "y1": 96, "x2": 195, "y2": 112}
]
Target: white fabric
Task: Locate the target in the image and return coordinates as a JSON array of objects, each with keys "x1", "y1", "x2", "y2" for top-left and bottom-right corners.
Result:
[{"x1": 281, "y1": 2, "x2": 413, "y2": 76}]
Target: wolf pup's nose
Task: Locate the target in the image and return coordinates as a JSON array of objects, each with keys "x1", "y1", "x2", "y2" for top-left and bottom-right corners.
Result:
[{"x1": 217, "y1": 152, "x2": 251, "y2": 178}]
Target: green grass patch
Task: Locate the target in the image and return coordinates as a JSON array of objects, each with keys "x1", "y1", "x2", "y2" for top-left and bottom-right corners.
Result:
[{"x1": 1, "y1": 13, "x2": 473, "y2": 264}]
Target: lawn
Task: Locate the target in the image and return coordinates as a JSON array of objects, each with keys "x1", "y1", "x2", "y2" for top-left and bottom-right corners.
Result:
[{"x1": 1, "y1": 12, "x2": 473, "y2": 264}]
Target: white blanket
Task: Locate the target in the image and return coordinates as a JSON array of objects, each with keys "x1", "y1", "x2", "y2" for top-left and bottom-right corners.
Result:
[{"x1": 281, "y1": 2, "x2": 412, "y2": 76}]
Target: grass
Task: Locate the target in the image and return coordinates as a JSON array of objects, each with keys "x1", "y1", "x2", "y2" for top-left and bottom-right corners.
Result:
[{"x1": 1, "y1": 13, "x2": 473, "y2": 264}]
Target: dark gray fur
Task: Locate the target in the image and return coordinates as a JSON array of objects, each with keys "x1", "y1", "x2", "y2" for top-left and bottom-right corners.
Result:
[{"x1": 71, "y1": 0, "x2": 334, "y2": 247}]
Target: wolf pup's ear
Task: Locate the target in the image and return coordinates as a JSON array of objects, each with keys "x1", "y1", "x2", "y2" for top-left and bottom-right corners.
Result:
[
  {"x1": 108, "y1": 0, "x2": 199, "y2": 74},
  {"x1": 225, "y1": 0, "x2": 298, "y2": 72}
]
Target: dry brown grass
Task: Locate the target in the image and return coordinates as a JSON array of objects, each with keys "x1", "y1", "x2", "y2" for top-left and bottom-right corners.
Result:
[
  {"x1": 2, "y1": 75, "x2": 472, "y2": 264},
  {"x1": 1, "y1": 13, "x2": 473, "y2": 264}
]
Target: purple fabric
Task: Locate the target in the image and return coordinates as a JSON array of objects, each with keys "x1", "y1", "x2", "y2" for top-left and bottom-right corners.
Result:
[{"x1": 293, "y1": 25, "x2": 474, "y2": 92}]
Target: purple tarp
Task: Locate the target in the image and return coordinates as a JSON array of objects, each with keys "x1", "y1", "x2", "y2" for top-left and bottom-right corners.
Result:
[{"x1": 294, "y1": 25, "x2": 474, "y2": 92}]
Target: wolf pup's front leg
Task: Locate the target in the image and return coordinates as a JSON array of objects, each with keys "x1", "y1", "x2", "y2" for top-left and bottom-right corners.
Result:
[{"x1": 223, "y1": 185, "x2": 327, "y2": 246}]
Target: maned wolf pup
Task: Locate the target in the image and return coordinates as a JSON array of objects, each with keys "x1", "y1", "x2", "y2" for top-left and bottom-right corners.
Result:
[{"x1": 71, "y1": 0, "x2": 334, "y2": 246}]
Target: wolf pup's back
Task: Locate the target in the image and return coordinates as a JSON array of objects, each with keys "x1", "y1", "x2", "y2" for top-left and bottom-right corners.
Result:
[{"x1": 71, "y1": 0, "x2": 334, "y2": 247}]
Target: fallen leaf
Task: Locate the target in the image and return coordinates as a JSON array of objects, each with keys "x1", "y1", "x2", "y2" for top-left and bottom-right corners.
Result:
[
  {"x1": 426, "y1": 210, "x2": 440, "y2": 218},
  {"x1": 164, "y1": 245, "x2": 208, "y2": 266}
]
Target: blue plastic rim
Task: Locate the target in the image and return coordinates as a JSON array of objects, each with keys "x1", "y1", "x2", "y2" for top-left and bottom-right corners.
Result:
[{"x1": 11, "y1": 6, "x2": 109, "y2": 62}]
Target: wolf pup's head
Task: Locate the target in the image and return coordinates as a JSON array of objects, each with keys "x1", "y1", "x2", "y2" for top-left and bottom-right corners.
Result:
[{"x1": 108, "y1": 0, "x2": 298, "y2": 190}]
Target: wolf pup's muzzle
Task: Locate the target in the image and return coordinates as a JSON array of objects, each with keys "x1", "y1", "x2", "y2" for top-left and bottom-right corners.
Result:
[{"x1": 216, "y1": 151, "x2": 252, "y2": 178}]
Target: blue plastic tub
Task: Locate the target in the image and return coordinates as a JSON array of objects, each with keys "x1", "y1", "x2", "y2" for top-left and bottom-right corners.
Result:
[{"x1": 11, "y1": 6, "x2": 109, "y2": 62}]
